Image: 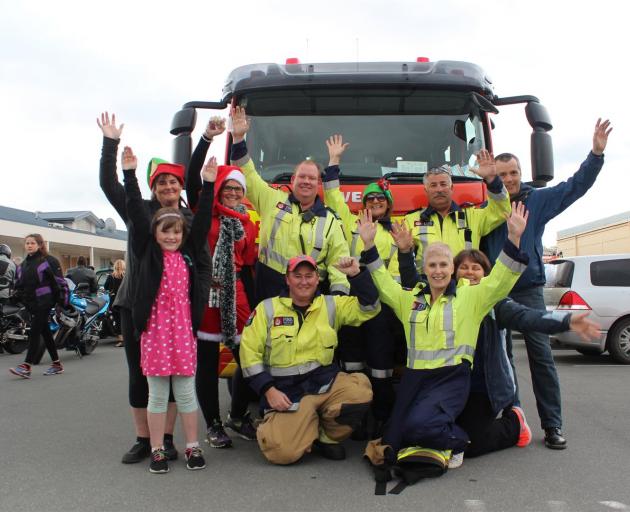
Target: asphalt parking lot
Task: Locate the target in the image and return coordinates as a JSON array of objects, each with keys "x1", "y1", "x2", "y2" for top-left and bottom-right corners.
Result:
[{"x1": 1, "y1": 338, "x2": 629, "y2": 512}]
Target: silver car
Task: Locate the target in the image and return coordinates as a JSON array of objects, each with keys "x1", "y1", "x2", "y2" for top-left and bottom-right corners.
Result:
[{"x1": 543, "y1": 254, "x2": 630, "y2": 364}]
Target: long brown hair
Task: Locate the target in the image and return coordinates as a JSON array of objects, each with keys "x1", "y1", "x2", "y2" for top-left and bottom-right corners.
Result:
[{"x1": 25, "y1": 233, "x2": 48, "y2": 257}]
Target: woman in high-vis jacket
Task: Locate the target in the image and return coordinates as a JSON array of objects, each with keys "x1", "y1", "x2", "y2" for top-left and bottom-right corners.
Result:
[{"x1": 360, "y1": 203, "x2": 529, "y2": 485}]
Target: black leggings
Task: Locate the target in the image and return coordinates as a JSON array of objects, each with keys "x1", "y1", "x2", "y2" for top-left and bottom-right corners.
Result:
[
  {"x1": 196, "y1": 342, "x2": 250, "y2": 427},
  {"x1": 24, "y1": 307, "x2": 59, "y2": 365}
]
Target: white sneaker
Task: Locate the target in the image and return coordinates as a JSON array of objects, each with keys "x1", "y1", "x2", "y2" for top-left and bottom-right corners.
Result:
[{"x1": 448, "y1": 451, "x2": 464, "y2": 469}]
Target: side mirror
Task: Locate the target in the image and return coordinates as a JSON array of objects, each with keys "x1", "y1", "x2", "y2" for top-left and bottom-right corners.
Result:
[
  {"x1": 170, "y1": 108, "x2": 197, "y2": 136},
  {"x1": 526, "y1": 102, "x2": 554, "y2": 185}
]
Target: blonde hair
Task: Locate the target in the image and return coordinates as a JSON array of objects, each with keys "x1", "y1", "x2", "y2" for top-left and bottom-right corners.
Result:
[
  {"x1": 423, "y1": 242, "x2": 453, "y2": 263},
  {"x1": 112, "y1": 259, "x2": 126, "y2": 279}
]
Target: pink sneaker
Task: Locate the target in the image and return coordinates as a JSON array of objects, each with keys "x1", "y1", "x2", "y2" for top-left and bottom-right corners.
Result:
[{"x1": 512, "y1": 406, "x2": 532, "y2": 447}]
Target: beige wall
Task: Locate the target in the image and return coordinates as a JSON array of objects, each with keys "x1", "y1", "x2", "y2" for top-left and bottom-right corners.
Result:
[{"x1": 557, "y1": 221, "x2": 630, "y2": 256}]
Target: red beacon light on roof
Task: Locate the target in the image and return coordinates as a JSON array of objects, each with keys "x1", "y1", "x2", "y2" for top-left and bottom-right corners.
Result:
[
  {"x1": 286, "y1": 58, "x2": 300, "y2": 64},
  {"x1": 416, "y1": 57, "x2": 430, "y2": 63}
]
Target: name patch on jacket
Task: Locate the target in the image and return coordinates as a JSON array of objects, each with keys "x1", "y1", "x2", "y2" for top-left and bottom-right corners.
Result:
[
  {"x1": 273, "y1": 316, "x2": 295, "y2": 326},
  {"x1": 411, "y1": 300, "x2": 427, "y2": 311},
  {"x1": 276, "y1": 202, "x2": 291, "y2": 211},
  {"x1": 414, "y1": 220, "x2": 434, "y2": 227}
]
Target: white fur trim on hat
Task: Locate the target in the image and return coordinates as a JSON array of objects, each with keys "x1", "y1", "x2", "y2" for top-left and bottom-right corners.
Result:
[{"x1": 224, "y1": 170, "x2": 247, "y2": 194}]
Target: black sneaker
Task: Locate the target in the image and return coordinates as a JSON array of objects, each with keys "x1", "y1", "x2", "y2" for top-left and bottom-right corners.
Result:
[
  {"x1": 185, "y1": 446, "x2": 206, "y2": 470},
  {"x1": 544, "y1": 427, "x2": 567, "y2": 450},
  {"x1": 312, "y1": 439, "x2": 346, "y2": 460},
  {"x1": 206, "y1": 420, "x2": 233, "y2": 448},
  {"x1": 163, "y1": 437, "x2": 179, "y2": 460},
  {"x1": 225, "y1": 412, "x2": 257, "y2": 441},
  {"x1": 149, "y1": 448, "x2": 169, "y2": 474},
  {"x1": 121, "y1": 441, "x2": 151, "y2": 464}
]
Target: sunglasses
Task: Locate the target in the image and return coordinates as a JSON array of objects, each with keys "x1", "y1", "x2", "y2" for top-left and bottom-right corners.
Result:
[{"x1": 365, "y1": 193, "x2": 387, "y2": 202}]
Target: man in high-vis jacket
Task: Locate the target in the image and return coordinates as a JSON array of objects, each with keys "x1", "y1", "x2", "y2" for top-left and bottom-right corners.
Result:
[
  {"x1": 360, "y1": 203, "x2": 529, "y2": 484},
  {"x1": 404, "y1": 150, "x2": 511, "y2": 271},
  {"x1": 229, "y1": 107, "x2": 351, "y2": 301},
  {"x1": 239, "y1": 255, "x2": 380, "y2": 465}
]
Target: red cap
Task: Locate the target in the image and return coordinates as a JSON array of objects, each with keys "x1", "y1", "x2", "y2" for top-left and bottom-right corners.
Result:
[
  {"x1": 148, "y1": 161, "x2": 185, "y2": 189},
  {"x1": 287, "y1": 255, "x2": 318, "y2": 273}
]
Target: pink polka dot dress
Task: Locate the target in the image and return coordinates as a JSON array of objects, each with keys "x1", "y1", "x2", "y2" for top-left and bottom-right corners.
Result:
[{"x1": 141, "y1": 250, "x2": 196, "y2": 377}]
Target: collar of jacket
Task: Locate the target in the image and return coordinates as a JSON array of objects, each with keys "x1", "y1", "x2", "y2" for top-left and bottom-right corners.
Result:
[
  {"x1": 288, "y1": 193, "x2": 328, "y2": 218},
  {"x1": 278, "y1": 288, "x2": 324, "y2": 309},
  {"x1": 377, "y1": 217, "x2": 393, "y2": 231},
  {"x1": 415, "y1": 277, "x2": 458, "y2": 299},
  {"x1": 420, "y1": 201, "x2": 462, "y2": 221},
  {"x1": 511, "y1": 183, "x2": 533, "y2": 204}
]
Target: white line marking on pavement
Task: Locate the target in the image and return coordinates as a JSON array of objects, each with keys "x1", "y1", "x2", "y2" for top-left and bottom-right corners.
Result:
[
  {"x1": 572, "y1": 365, "x2": 629, "y2": 368},
  {"x1": 548, "y1": 500, "x2": 569, "y2": 511},
  {"x1": 464, "y1": 499, "x2": 487, "y2": 511},
  {"x1": 599, "y1": 502, "x2": 629, "y2": 510}
]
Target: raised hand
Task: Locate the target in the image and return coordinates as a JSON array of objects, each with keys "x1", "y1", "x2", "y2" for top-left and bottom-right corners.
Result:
[
  {"x1": 592, "y1": 118, "x2": 613, "y2": 156},
  {"x1": 506, "y1": 201, "x2": 528, "y2": 247},
  {"x1": 121, "y1": 146, "x2": 137, "y2": 171},
  {"x1": 97, "y1": 112, "x2": 124, "y2": 140},
  {"x1": 569, "y1": 313, "x2": 602, "y2": 341},
  {"x1": 204, "y1": 116, "x2": 226, "y2": 139},
  {"x1": 391, "y1": 221, "x2": 414, "y2": 253},
  {"x1": 334, "y1": 256, "x2": 360, "y2": 277},
  {"x1": 230, "y1": 106, "x2": 250, "y2": 142},
  {"x1": 326, "y1": 134, "x2": 350, "y2": 166},
  {"x1": 473, "y1": 149, "x2": 497, "y2": 182},
  {"x1": 357, "y1": 209, "x2": 377, "y2": 249},
  {"x1": 201, "y1": 156, "x2": 218, "y2": 183}
]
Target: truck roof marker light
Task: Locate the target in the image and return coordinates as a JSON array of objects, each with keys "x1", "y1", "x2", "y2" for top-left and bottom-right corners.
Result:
[
  {"x1": 416, "y1": 57, "x2": 430, "y2": 62},
  {"x1": 286, "y1": 58, "x2": 300, "y2": 64}
]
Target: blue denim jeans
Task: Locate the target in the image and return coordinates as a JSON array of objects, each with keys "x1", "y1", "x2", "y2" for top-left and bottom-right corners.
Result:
[{"x1": 507, "y1": 286, "x2": 562, "y2": 430}]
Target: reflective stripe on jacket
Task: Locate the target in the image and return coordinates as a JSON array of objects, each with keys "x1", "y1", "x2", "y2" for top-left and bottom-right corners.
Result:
[
  {"x1": 404, "y1": 176, "x2": 510, "y2": 270},
  {"x1": 323, "y1": 177, "x2": 400, "y2": 279},
  {"x1": 362, "y1": 241, "x2": 527, "y2": 371},
  {"x1": 232, "y1": 155, "x2": 351, "y2": 294},
  {"x1": 239, "y1": 271, "x2": 380, "y2": 395}
]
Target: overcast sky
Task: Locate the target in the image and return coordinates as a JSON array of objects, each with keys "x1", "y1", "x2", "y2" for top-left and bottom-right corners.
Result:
[{"x1": 1, "y1": 0, "x2": 626, "y2": 246}]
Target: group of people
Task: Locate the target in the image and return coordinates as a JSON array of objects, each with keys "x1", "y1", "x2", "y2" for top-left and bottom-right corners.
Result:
[{"x1": 9, "y1": 107, "x2": 606, "y2": 480}]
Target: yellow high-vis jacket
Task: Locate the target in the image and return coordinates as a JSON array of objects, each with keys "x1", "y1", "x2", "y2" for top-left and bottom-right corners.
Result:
[
  {"x1": 404, "y1": 176, "x2": 510, "y2": 270},
  {"x1": 323, "y1": 175, "x2": 400, "y2": 280},
  {"x1": 232, "y1": 154, "x2": 350, "y2": 294},
  {"x1": 362, "y1": 242, "x2": 527, "y2": 371},
  {"x1": 239, "y1": 270, "x2": 380, "y2": 397}
]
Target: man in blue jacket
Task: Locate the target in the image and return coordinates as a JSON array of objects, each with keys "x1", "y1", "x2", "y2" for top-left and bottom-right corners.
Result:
[{"x1": 482, "y1": 118, "x2": 612, "y2": 450}]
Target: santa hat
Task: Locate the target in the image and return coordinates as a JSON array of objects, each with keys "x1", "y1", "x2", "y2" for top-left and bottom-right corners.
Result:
[{"x1": 222, "y1": 167, "x2": 247, "y2": 194}]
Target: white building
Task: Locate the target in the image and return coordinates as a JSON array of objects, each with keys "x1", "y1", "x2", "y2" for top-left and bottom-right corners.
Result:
[{"x1": 0, "y1": 205, "x2": 127, "y2": 271}]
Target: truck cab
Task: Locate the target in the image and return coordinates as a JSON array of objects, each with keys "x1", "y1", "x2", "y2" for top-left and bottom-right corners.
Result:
[{"x1": 170, "y1": 59, "x2": 554, "y2": 215}]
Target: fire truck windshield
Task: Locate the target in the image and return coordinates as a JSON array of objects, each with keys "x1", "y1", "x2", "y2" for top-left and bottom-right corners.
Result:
[{"x1": 239, "y1": 89, "x2": 487, "y2": 183}]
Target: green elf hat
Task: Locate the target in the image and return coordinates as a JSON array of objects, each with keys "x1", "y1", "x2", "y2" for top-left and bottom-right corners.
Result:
[
  {"x1": 146, "y1": 157, "x2": 185, "y2": 189},
  {"x1": 362, "y1": 178, "x2": 393, "y2": 205}
]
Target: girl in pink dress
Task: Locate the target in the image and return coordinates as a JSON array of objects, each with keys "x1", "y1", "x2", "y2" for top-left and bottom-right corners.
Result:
[{"x1": 122, "y1": 145, "x2": 216, "y2": 474}]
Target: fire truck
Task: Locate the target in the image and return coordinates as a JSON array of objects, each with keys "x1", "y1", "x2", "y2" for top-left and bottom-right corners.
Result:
[{"x1": 169, "y1": 58, "x2": 554, "y2": 216}]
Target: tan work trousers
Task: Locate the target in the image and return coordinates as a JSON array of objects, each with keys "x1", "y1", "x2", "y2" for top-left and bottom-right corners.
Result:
[{"x1": 256, "y1": 372, "x2": 372, "y2": 464}]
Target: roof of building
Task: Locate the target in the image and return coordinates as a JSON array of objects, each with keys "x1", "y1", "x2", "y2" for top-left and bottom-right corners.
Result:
[
  {"x1": 0, "y1": 205, "x2": 127, "y2": 241},
  {"x1": 557, "y1": 210, "x2": 630, "y2": 239}
]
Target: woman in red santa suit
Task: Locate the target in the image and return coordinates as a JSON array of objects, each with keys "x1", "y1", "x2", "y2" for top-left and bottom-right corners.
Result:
[{"x1": 186, "y1": 120, "x2": 259, "y2": 448}]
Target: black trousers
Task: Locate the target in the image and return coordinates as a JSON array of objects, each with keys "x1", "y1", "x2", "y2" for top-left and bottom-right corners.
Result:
[
  {"x1": 456, "y1": 392, "x2": 520, "y2": 458},
  {"x1": 196, "y1": 342, "x2": 251, "y2": 427},
  {"x1": 24, "y1": 307, "x2": 58, "y2": 365}
]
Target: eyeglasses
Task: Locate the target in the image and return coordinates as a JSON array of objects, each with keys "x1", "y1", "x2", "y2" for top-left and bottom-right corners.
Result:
[
  {"x1": 365, "y1": 193, "x2": 387, "y2": 202},
  {"x1": 222, "y1": 185, "x2": 244, "y2": 194},
  {"x1": 426, "y1": 164, "x2": 452, "y2": 176}
]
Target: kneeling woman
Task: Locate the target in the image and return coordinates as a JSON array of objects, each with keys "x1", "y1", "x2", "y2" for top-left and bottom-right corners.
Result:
[
  {"x1": 452, "y1": 249, "x2": 600, "y2": 459},
  {"x1": 360, "y1": 203, "x2": 528, "y2": 484}
]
